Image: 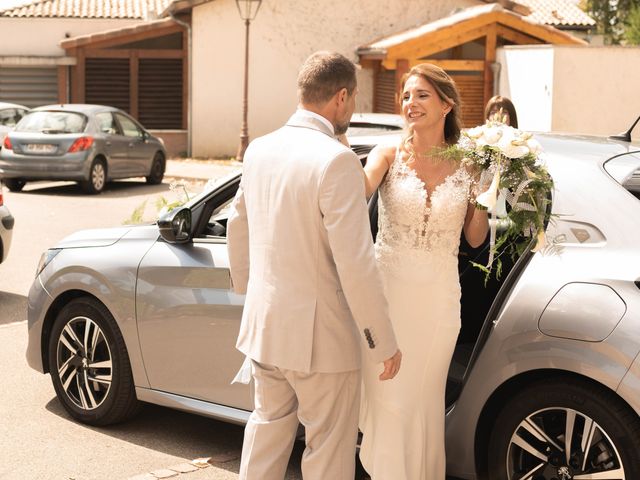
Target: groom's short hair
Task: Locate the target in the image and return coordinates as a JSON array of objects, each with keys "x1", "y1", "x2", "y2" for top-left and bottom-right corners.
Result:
[{"x1": 297, "y1": 51, "x2": 357, "y2": 105}]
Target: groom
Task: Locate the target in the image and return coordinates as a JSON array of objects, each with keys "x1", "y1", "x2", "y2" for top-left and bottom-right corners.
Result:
[{"x1": 227, "y1": 51, "x2": 402, "y2": 480}]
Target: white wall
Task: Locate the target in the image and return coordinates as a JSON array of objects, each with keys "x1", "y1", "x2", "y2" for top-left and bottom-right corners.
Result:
[
  {"x1": 192, "y1": 0, "x2": 479, "y2": 157},
  {"x1": 0, "y1": 18, "x2": 140, "y2": 56},
  {"x1": 552, "y1": 46, "x2": 640, "y2": 138},
  {"x1": 497, "y1": 45, "x2": 554, "y2": 132},
  {"x1": 498, "y1": 45, "x2": 640, "y2": 139}
]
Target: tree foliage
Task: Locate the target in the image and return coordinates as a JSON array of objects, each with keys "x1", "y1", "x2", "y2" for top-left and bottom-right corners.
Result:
[
  {"x1": 625, "y1": 4, "x2": 640, "y2": 44},
  {"x1": 585, "y1": 0, "x2": 640, "y2": 44}
]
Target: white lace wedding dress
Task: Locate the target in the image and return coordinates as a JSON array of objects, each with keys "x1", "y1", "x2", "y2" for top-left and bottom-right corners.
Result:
[{"x1": 359, "y1": 149, "x2": 474, "y2": 480}]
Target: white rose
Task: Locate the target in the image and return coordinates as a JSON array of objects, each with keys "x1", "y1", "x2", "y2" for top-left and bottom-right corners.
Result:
[{"x1": 498, "y1": 130, "x2": 529, "y2": 158}]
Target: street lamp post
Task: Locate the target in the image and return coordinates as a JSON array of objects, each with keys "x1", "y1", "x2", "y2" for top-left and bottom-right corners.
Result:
[{"x1": 235, "y1": 0, "x2": 262, "y2": 162}]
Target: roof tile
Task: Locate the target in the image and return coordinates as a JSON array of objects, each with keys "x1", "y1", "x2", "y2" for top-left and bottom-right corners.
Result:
[
  {"x1": 0, "y1": 0, "x2": 173, "y2": 19},
  {"x1": 519, "y1": 0, "x2": 596, "y2": 26}
]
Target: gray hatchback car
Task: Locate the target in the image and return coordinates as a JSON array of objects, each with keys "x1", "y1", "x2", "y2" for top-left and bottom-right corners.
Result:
[
  {"x1": 26, "y1": 132, "x2": 640, "y2": 479},
  {"x1": 0, "y1": 104, "x2": 167, "y2": 194}
]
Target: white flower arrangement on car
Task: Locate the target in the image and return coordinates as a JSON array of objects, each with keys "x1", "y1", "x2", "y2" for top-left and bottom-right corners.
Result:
[{"x1": 452, "y1": 120, "x2": 554, "y2": 278}]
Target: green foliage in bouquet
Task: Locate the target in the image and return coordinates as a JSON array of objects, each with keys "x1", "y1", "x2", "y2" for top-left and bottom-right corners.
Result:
[{"x1": 445, "y1": 123, "x2": 554, "y2": 280}]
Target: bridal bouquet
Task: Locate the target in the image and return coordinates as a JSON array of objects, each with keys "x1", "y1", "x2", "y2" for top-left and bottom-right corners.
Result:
[{"x1": 455, "y1": 122, "x2": 554, "y2": 277}]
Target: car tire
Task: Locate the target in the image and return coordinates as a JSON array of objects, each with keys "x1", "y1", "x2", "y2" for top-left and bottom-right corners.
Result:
[
  {"x1": 47, "y1": 297, "x2": 140, "y2": 426},
  {"x1": 487, "y1": 378, "x2": 640, "y2": 480},
  {"x1": 4, "y1": 179, "x2": 26, "y2": 192},
  {"x1": 146, "y1": 152, "x2": 165, "y2": 185},
  {"x1": 81, "y1": 159, "x2": 107, "y2": 194}
]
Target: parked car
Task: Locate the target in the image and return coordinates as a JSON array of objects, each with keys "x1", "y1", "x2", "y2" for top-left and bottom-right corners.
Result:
[
  {"x1": 0, "y1": 104, "x2": 167, "y2": 194},
  {"x1": 0, "y1": 182, "x2": 14, "y2": 263},
  {"x1": 348, "y1": 112, "x2": 403, "y2": 161},
  {"x1": 0, "y1": 102, "x2": 28, "y2": 148},
  {"x1": 26, "y1": 130, "x2": 640, "y2": 479}
]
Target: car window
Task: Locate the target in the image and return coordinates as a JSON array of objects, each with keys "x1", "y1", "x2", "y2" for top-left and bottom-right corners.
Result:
[
  {"x1": 604, "y1": 151, "x2": 640, "y2": 200},
  {"x1": 16, "y1": 111, "x2": 87, "y2": 134},
  {"x1": 115, "y1": 114, "x2": 143, "y2": 138},
  {"x1": 95, "y1": 113, "x2": 119, "y2": 135},
  {"x1": 0, "y1": 109, "x2": 19, "y2": 127}
]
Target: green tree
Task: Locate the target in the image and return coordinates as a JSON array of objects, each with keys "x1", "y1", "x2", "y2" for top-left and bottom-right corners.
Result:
[
  {"x1": 584, "y1": 0, "x2": 640, "y2": 44},
  {"x1": 625, "y1": 4, "x2": 640, "y2": 44}
]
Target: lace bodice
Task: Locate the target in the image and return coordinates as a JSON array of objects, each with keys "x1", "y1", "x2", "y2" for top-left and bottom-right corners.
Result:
[{"x1": 375, "y1": 148, "x2": 473, "y2": 279}]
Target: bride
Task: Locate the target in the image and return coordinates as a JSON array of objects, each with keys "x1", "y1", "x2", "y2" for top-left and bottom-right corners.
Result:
[{"x1": 358, "y1": 63, "x2": 489, "y2": 479}]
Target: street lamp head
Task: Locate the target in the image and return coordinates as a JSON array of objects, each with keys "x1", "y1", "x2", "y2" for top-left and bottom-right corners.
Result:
[{"x1": 235, "y1": 0, "x2": 262, "y2": 21}]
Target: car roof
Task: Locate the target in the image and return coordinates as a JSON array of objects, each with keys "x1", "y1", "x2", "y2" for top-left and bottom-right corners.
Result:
[
  {"x1": 30, "y1": 104, "x2": 120, "y2": 115},
  {"x1": 0, "y1": 102, "x2": 28, "y2": 110},
  {"x1": 535, "y1": 132, "x2": 640, "y2": 165},
  {"x1": 350, "y1": 112, "x2": 404, "y2": 128}
]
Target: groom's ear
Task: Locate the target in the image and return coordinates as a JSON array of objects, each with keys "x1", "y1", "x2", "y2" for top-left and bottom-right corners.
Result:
[{"x1": 336, "y1": 87, "x2": 348, "y2": 105}]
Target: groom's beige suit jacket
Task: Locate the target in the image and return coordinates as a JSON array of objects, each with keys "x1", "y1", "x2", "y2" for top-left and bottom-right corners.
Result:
[{"x1": 228, "y1": 109, "x2": 398, "y2": 373}]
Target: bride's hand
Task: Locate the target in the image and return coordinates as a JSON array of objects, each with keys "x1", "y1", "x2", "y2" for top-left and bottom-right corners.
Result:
[{"x1": 380, "y1": 349, "x2": 402, "y2": 380}]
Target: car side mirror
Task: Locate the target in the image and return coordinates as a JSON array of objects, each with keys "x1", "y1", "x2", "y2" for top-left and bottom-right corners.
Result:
[{"x1": 158, "y1": 206, "x2": 192, "y2": 244}]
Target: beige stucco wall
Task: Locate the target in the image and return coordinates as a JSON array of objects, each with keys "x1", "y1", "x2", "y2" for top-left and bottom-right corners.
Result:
[
  {"x1": 0, "y1": 18, "x2": 140, "y2": 56},
  {"x1": 552, "y1": 46, "x2": 640, "y2": 138},
  {"x1": 192, "y1": 0, "x2": 479, "y2": 157},
  {"x1": 498, "y1": 45, "x2": 640, "y2": 139}
]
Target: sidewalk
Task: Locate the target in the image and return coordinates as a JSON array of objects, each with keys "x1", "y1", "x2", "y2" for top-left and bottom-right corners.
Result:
[{"x1": 164, "y1": 158, "x2": 242, "y2": 183}]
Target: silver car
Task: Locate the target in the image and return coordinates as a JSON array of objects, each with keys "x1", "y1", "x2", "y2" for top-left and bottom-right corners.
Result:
[
  {"x1": 0, "y1": 104, "x2": 167, "y2": 194},
  {"x1": 0, "y1": 102, "x2": 28, "y2": 147},
  {"x1": 26, "y1": 133, "x2": 640, "y2": 479},
  {"x1": 0, "y1": 183, "x2": 14, "y2": 263}
]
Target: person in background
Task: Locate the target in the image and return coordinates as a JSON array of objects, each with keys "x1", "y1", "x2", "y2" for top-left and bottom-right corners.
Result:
[{"x1": 484, "y1": 95, "x2": 518, "y2": 128}]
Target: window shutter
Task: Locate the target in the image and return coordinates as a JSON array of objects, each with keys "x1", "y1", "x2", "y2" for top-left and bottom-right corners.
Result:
[
  {"x1": 138, "y1": 58, "x2": 183, "y2": 129},
  {"x1": 452, "y1": 73, "x2": 485, "y2": 129},
  {"x1": 375, "y1": 69, "x2": 397, "y2": 114},
  {"x1": 85, "y1": 58, "x2": 130, "y2": 113}
]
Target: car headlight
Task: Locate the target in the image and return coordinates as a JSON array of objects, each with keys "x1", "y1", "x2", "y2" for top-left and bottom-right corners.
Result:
[{"x1": 36, "y1": 248, "x2": 61, "y2": 277}]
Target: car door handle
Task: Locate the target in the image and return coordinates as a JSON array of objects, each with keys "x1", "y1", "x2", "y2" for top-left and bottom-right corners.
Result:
[
  {"x1": 105, "y1": 141, "x2": 111, "y2": 147},
  {"x1": 128, "y1": 143, "x2": 135, "y2": 148}
]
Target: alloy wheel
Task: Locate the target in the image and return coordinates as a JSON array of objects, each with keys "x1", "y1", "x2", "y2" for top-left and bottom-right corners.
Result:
[
  {"x1": 55, "y1": 315, "x2": 113, "y2": 410},
  {"x1": 92, "y1": 163, "x2": 106, "y2": 191},
  {"x1": 506, "y1": 407, "x2": 625, "y2": 480}
]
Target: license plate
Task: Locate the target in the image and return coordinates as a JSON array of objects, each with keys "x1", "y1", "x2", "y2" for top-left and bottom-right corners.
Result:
[{"x1": 25, "y1": 143, "x2": 57, "y2": 154}]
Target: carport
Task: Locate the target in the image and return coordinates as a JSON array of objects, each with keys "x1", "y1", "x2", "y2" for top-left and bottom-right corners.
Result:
[
  {"x1": 357, "y1": 3, "x2": 586, "y2": 127},
  {"x1": 60, "y1": 18, "x2": 188, "y2": 155}
]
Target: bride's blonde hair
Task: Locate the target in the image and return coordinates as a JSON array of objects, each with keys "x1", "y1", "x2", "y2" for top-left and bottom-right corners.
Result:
[{"x1": 399, "y1": 63, "x2": 463, "y2": 156}]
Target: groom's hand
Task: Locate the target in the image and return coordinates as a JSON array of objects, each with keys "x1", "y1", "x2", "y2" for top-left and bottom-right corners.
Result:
[{"x1": 379, "y1": 349, "x2": 402, "y2": 380}]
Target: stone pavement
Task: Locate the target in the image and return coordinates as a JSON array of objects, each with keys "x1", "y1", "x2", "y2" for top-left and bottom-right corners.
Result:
[{"x1": 164, "y1": 158, "x2": 242, "y2": 184}]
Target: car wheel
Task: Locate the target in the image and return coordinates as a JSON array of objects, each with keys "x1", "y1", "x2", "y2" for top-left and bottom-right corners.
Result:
[
  {"x1": 488, "y1": 378, "x2": 640, "y2": 480},
  {"x1": 146, "y1": 152, "x2": 165, "y2": 185},
  {"x1": 4, "y1": 179, "x2": 26, "y2": 192},
  {"x1": 81, "y1": 159, "x2": 107, "y2": 194},
  {"x1": 47, "y1": 297, "x2": 140, "y2": 426}
]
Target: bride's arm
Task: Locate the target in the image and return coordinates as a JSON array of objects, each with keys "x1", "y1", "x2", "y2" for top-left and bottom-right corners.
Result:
[
  {"x1": 463, "y1": 167, "x2": 490, "y2": 247},
  {"x1": 363, "y1": 145, "x2": 395, "y2": 198},
  {"x1": 463, "y1": 204, "x2": 489, "y2": 248}
]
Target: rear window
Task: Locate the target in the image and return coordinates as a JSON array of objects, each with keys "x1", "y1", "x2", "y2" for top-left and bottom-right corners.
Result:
[
  {"x1": 603, "y1": 151, "x2": 640, "y2": 200},
  {"x1": 16, "y1": 111, "x2": 87, "y2": 134}
]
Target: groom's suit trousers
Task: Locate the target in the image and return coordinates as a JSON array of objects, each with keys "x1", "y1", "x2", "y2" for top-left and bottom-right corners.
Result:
[{"x1": 239, "y1": 360, "x2": 360, "y2": 480}]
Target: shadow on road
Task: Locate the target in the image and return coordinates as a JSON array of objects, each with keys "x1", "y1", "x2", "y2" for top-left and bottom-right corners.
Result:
[
  {"x1": 15, "y1": 180, "x2": 170, "y2": 198},
  {"x1": 0, "y1": 291, "x2": 27, "y2": 325},
  {"x1": 42, "y1": 397, "x2": 306, "y2": 476},
  {"x1": 44, "y1": 398, "x2": 246, "y2": 473}
]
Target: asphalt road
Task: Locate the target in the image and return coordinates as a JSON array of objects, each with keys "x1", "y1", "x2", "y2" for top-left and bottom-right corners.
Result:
[{"x1": 0, "y1": 178, "x2": 305, "y2": 480}]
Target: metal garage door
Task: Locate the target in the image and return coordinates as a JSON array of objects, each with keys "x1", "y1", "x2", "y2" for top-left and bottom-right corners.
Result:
[{"x1": 0, "y1": 67, "x2": 58, "y2": 108}]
